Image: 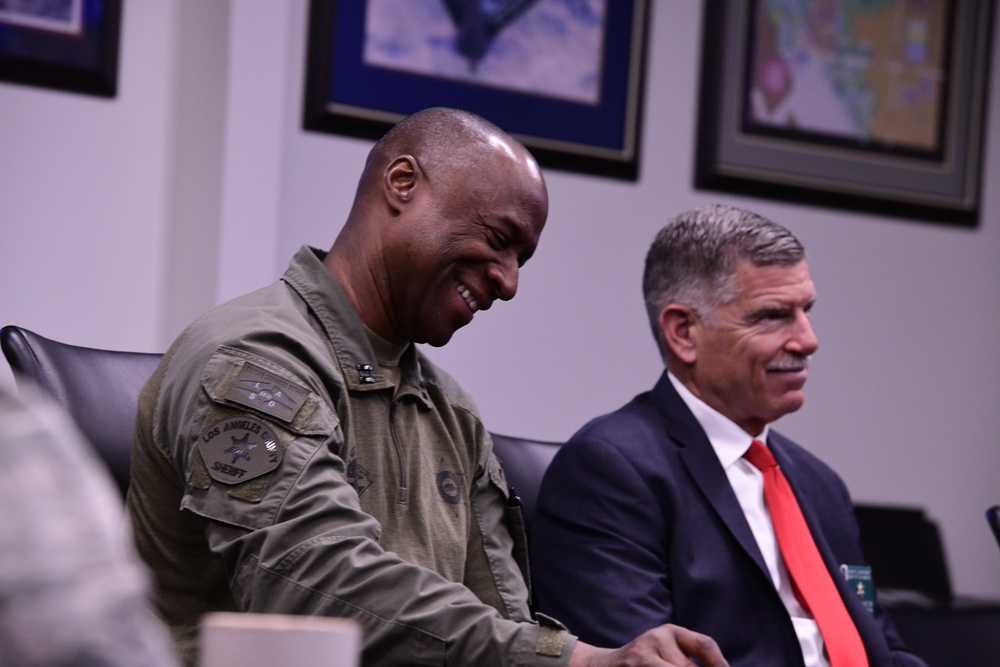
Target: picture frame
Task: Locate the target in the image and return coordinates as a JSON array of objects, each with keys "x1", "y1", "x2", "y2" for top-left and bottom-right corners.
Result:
[
  {"x1": 303, "y1": 0, "x2": 650, "y2": 180},
  {"x1": 0, "y1": 0, "x2": 122, "y2": 98},
  {"x1": 694, "y1": 0, "x2": 993, "y2": 226}
]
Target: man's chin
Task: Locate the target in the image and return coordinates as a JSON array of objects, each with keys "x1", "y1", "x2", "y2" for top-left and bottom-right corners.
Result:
[
  {"x1": 775, "y1": 394, "x2": 806, "y2": 418},
  {"x1": 417, "y1": 327, "x2": 460, "y2": 348}
]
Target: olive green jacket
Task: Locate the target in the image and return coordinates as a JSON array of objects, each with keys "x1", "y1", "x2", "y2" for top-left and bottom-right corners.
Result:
[{"x1": 126, "y1": 246, "x2": 573, "y2": 666}]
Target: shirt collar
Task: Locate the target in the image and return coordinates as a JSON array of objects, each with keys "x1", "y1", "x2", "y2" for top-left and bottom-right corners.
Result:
[
  {"x1": 282, "y1": 245, "x2": 428, "y2": 397},
  {"x1": 667, "y1": 371, "x2": 770, "y2": 469}
]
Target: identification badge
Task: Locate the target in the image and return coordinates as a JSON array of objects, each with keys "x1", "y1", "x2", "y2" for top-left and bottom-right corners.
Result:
[
  {"x1": 840, "y1": 564, "x2": 874, "y2": 613},
  {"x1": 198, "y1": 416, "x2": 283, "y2": 485}
]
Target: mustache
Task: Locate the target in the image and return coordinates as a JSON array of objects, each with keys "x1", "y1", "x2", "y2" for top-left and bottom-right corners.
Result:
[{"x1": 766, "y1": 354, "x2": 811, "y2": 372}]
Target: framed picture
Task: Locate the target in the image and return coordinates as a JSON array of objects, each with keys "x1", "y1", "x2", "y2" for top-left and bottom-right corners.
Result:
[
  {"x1": 303, "y1": 0, "x2": 650, "y2": 180},
  {"x1": 0, "y1": 0, "x2": 122, "y2": 98},
  {"x1": 695, "y1": 0, "x2": 993, "y2": 226}
]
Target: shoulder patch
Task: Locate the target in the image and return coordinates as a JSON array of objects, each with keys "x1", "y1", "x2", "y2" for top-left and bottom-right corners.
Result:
[
  {"x1": 198, "y1": 416, "x2": 282, "y2": 485},
  {"x1": 225, "y1": 362, "x2": 309, "y2": 423}
]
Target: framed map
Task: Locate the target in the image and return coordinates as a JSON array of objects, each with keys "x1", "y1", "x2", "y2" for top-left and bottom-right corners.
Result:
[
  {"x1": 0, "y1": 0, "x2": 122, "y2": 98},
  {"x1": 303, "y1": 0, "x2": 650, "y2": 180},
  {"x1": 695, "y1": 0, "x2": 993, "y2": 225}
]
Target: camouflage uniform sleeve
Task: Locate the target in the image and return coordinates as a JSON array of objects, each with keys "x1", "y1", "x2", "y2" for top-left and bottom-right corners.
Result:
[{"x1": 0, "y1": 383, "x2": 179, "y2": 667}]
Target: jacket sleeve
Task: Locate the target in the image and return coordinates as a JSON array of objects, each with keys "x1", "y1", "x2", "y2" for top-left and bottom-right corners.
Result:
[
  {"x1": 170, "y1": 348, "x2": 574, "y2": 667},
  {"x1": 531, "y1": 434, "x2": 673, "y2": 646}
]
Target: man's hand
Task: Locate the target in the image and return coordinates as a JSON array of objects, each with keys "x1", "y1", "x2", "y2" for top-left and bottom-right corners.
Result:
[{"x1": 568, "y1": 624, "x2": 728, "y2": 667}]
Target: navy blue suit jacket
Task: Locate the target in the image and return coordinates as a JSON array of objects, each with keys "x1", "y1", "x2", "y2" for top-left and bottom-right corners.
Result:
[{"x1": 530, "y1": 371, "x2": 925, "y2": 666}]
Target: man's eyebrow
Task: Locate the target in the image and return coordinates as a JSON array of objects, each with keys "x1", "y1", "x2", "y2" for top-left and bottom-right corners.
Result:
[
  {"x1": 747, "y1": 298, "x2": 814, "y2": 319},
  {"x1": 748, "y1": 303, "x2": 792, "y2": 318}
]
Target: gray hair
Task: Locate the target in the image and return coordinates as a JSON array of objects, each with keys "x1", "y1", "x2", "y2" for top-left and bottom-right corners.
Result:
[{"x1": 642, "y1": 204, "x2": 805, "y2": 357}]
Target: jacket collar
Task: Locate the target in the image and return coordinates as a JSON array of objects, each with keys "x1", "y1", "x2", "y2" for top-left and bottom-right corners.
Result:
[{"x1": 280, "y1": 246, "x2": 431, "y2": 407}]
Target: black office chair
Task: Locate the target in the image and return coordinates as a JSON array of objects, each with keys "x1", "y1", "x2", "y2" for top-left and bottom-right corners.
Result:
[
  {"x1": 489, "y1": 432, "x2": 562, "y2": 534},
  {"x1": 853, "y1": 503, "x2": 953, "y2": 604},
  {"x1": 1, "y1": 325, "x2": 163, "y2": 497},
  {"x1": 854, "y1": 502, "x2": 1000, "y2": 666},
  {"x1": 0, "y1": 325, "x2": 562, "y2": 514}
]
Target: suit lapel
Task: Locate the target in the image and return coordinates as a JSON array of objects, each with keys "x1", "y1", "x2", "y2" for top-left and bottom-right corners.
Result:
[{"x1": 651, "y1": 373, "x2": 772, "y2": 580}]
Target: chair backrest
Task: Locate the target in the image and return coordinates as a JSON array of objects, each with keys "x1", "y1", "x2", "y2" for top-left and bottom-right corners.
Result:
[
  {"x1": 853, "y1": 502, "x2": 953, "y2": 603},
  {"x1": 0, "y1": 325, "x2": 562, "y2": 513},
  {"x1": 0, "y1": 325, "x2": 163, "y2": 497},
  {"x1": 489, "y1": 432, "x2": 562, "y2": 535}
]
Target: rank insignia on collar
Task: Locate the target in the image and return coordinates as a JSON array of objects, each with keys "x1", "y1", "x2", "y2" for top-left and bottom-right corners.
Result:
[
  {"x1": 356, "y1": 363, "x2": 376, "y2": 384},
  {"x1": 198, "y1": 416, "x2": 283, "y2": 485}
]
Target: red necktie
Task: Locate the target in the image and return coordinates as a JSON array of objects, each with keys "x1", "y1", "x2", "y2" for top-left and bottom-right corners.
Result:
[{"x1": 744, "y1": 439, "x2": 868, "y2": 667}]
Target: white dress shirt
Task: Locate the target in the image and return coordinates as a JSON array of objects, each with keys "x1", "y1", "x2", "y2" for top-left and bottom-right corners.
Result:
[{"x1": 668, "y1": 372, "x2": 830, "y2": 667}]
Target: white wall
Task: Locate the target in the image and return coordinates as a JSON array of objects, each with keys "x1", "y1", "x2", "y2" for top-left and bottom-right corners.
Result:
[
  {"x1": 0, "y1": 1, "x2": 230, "y2": 354},
  {"x1": 2, "y1": 0, "x2": 999, "y2": 600},
  {"x1": 1, "y1": 2, "x2": 179, "y2": 354}
]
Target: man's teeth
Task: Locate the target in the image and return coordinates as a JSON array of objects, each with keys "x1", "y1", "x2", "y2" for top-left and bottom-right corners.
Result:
[{"x1": 457, "y1": 282, "x2": 479, "y2": 312}]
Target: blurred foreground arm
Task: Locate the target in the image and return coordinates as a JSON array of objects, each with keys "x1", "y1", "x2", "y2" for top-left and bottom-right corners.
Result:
[{"x1": 0, "y1": 381, "x2": 178, "y2": 667}]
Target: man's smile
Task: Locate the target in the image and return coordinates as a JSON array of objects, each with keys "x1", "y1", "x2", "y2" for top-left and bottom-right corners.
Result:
[{"x1": 456, "y1": 281, "x2": 479, "y2": 313}]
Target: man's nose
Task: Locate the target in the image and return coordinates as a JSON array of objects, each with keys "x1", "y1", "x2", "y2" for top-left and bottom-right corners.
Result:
[
  {"x1": 489, "y1": 256, "x2": 519, "y2": 303},
  {"x1": 788, "y1": 310, "x2": 819, "y2": 355}
]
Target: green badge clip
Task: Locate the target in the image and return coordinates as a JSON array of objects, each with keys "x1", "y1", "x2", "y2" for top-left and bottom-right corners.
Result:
[{"x1": 840, "y1": 564, "x2": 874, "y2": 613}]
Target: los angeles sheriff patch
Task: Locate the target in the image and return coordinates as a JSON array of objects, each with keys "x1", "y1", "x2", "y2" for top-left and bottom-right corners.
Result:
[{"x1": 198, "y1": 416, "x2": 282, "y2": 485}]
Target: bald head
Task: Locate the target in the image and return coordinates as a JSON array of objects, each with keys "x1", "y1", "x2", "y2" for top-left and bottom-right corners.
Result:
[
  {"x1": 356, "y1": 107, "x2": 541, "y2": 201},
  {"x1": 328, "y1": 108, "x2": 548, "y2": 346}
]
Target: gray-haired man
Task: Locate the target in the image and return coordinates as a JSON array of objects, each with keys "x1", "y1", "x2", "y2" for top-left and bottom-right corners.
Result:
[{"x1": 532, "y1": 204, "x2": 926, "y2": 667}]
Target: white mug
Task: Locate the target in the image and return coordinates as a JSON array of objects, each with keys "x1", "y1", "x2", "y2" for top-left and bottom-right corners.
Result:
[{"x1": 199, "y1": 612, "x2": 361, "y2": 667}]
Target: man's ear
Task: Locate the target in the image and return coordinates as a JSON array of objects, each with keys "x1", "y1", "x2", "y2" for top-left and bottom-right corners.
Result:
[
  {"x1": 383, "y1": 155, "x2": 419, "y2": 212},
  {"x1": 659, "y1": 305, "x2": 699, "y2": 365}
]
